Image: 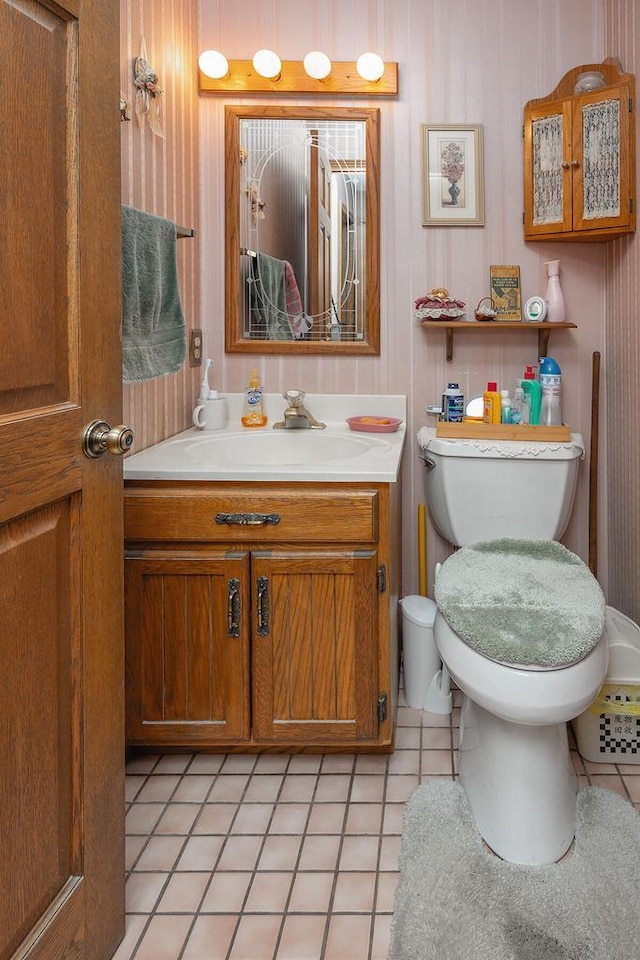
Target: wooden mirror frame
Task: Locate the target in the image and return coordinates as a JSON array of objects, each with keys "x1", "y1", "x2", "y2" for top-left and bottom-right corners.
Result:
[{"x1": 224, "y1": 104, "x2": 380, "y2": 355}]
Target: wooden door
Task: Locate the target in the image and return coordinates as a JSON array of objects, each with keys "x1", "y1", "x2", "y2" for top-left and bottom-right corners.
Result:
[
  {"x1": 251, "y1": 550, "x2": 380, "y2": 745},
  {"x1": 308, "y1": 134, "x2": 332, "y2": 325},
  {"x1": 0, "y1": 2, "x2": 124, "y2": 959},
  {"x1": 125, "y1": 552, "x2": 251, "y2": 747}
]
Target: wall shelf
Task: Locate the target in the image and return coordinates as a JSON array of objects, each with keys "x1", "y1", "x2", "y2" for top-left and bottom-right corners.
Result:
[{"x1": 421, "y1": 320, "x2": 577, "y2": 362}]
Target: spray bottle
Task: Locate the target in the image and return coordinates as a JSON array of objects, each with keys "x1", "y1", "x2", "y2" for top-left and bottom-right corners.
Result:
[
  {"x1": 520, "y1": 365, "x2": 537, "y2": 424},
  {"x1": 539, "y1": 357, "x2": 563, "y2": 426},
  {"x1": 521, "y1": 378, "x2": 542, "y2": 425}
]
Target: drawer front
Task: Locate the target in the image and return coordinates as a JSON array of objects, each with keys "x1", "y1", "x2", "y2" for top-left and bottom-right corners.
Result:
[{"x1": 125, "y1": 485, "x2": 379, "y2": 543}]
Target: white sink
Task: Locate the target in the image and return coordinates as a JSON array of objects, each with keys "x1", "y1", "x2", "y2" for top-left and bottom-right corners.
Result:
[
  {"x1": 123, "y1": 395, "x2": 407, "y2": 482},
  {"x1": 181, "y1": 430, "x2": 383, "y2": 467}
]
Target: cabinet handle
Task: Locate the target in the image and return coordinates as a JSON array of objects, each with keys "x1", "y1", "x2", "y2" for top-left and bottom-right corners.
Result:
[
  {"x1": 256, "y1": 576, "x2": 269, "y2": 635},
  {"x1": 561, "y1": 161, "x2": 571, "y2": 169},
  {"x1": 216, "y1": 512, "x2": 281, "y2": 526},
  {"x1": 228, "y1": 578, "x2": 240, "y2": 637}
]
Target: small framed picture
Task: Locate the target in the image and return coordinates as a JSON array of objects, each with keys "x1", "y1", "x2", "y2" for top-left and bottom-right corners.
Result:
[{"x1": 421, "y1": 124, "x2": 485, "y2": 226}]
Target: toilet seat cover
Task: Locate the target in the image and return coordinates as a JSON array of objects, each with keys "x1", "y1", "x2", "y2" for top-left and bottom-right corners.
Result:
[{"x1": 434, "y1": 539, "x2": 605, "y2": 669}]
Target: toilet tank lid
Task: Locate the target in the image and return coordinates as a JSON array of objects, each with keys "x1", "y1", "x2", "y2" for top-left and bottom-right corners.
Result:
[{"x1": 417, "y1": 426, "x2": 584, "y2": 461}]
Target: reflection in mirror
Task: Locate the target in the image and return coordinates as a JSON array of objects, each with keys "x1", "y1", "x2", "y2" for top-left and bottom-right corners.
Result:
[{"x1": 225, "y1": 106, "x2": 380, "y2": 355}]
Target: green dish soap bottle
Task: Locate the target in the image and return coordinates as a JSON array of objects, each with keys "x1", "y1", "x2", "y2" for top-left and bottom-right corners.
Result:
[{"x1": 241, "y1": 369, "x2": 267, "y2": 427}]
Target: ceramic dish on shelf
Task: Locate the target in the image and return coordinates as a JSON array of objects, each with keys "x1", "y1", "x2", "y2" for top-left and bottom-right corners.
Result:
[{"x1": 346, "y1": 416, "x2": 403, "y2": 434}]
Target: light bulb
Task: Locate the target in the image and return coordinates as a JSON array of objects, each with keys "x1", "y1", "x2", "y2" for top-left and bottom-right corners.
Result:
[
  {"x1": 198, "y1": 49, "x2": 229, "y2": 80},
  {"x1": 303, "y1": 50, "x2": 332, "y2": 80},
  {"x1": 252, "y1": 49, "x2": 282, "y2": 80},
  {"x1": 356, "y1": 52, "x2": 385, "y2": 82}
]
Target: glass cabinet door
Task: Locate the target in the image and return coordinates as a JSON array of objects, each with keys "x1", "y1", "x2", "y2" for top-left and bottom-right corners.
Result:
[{"x1": 573, "y1": 86, "x2": 632, "y2": 233}]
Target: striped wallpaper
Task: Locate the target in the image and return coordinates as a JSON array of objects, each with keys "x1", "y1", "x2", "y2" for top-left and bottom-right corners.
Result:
[
  {"x1": 120, "y1": 1, "x2": 640, "y2": 612},
  {"x1": 120, "y1": 0, "x2": 201, "y2": 451},
  {"x1": 604, "y1": 0, "x2": 640, "y2": 623}
]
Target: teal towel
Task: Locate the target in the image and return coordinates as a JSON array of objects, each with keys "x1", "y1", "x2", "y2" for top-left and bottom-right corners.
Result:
[
  {"x1": 121, "y1": 205, "x2": 186, "y2": 382},
  {"x1": 249, "y1": 253, "x2": 293, "y2": 340},
  {"x1": 435, "y1": 538, "x2": 606, "y2": 667}
]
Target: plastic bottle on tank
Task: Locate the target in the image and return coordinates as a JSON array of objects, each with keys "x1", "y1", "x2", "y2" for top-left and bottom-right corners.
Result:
[
  {"x1": 500, "y1": 390, "x2": 512, "y2": 424},
  {"x1": 483, "y1": 382, "x2": 501, "y2": 424},
  {"x1": 444, "y1": 383, "x2": 464, "y2": 422},
  {"x1": 539, "y1": 357, "x2": 563, "y2": 426}
]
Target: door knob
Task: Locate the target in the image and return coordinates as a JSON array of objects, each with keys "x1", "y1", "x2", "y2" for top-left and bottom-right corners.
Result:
[{"x1": 83, "y1": 419, "x2": 134, "y2": 458}]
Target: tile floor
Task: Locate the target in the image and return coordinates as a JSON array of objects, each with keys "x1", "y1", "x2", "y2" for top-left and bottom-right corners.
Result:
[{"x1": 116, "y1": 689, "x2": 640, "y2": 960}]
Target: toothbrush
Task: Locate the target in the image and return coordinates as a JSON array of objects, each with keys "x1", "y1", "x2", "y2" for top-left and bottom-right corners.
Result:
[{"x1": 198, "y1": 358, "x2": 213, "y2": 402}]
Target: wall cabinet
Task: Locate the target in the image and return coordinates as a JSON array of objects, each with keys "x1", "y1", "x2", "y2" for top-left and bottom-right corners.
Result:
[
  {"x1": 524, "y1": 60, "x2": 635, "y2": 242},
  {"x1": 124, "y1": 481, "x2": 401, "y2": 752}
]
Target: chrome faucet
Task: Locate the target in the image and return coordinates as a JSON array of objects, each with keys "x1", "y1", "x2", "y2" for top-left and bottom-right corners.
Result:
[{"x1": 273, "y1": 390, "x2": 326, "y2": 429}]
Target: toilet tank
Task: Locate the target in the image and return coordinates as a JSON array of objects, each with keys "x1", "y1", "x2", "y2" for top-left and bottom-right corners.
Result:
[{"x1": 418, "y1": 429, "x2": 584, "y2": 546}]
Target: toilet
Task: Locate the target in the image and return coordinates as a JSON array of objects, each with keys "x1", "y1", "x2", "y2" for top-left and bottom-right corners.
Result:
[{"x1": 418, "y1": 428, "x2": 608, "y2": 865}]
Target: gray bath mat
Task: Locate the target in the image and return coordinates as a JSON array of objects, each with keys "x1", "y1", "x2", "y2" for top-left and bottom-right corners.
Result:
[{"x1": 389, "y1": 781, "x2": 640, "y2": 960}]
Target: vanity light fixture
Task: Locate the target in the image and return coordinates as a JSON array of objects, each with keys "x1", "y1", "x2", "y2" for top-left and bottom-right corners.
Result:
[
  {"x1": 198, "y1": 51, "x2": 397, "y2": 96},
  {"x1": 198, "y1": 49, "x2": 229, "y2": 80},
  {"x1": 356, "y1": 52, "x2": 385, "y2": 82},
  {"x1": 252, "y1": 48, "x2": 282, "y2": 80},
  {"x1": 303, "y1": 50, "x2": 332, "y2": 81}
]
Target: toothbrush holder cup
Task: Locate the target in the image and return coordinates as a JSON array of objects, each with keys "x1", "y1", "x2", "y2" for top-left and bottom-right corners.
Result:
[{"x1": 193, "y1": 397, "x2": 228, "y2": 431}]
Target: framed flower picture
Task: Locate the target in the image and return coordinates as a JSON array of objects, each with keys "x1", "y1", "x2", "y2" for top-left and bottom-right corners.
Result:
[{"x1": 421, "y1": 124, "x2": 485, "y2": 226}]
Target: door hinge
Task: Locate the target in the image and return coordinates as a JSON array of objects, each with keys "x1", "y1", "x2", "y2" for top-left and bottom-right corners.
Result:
[
  {"x1": 522, "y1": 123, "x2": 525, "y2": 138},
  {"x1": 631, "y1": 198, "x2": 635, "y2": 214},
  {"x1": 377, "y1": 692, "x2": 388, "y2": 723},
  {"x1": 376, "y1": 564, "x2": 387, "y2": 592},
  {"x1": 629, "y1": 97, "x2": 633, "y2": 113}
]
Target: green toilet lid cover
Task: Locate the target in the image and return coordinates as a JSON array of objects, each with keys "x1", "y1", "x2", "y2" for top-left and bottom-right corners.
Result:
[{"x1": 434, "y1": 539, "x2": 606, "y2": 668}]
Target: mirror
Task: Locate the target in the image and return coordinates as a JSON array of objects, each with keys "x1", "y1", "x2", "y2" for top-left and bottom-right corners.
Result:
[{"x1": 225, "y1": 105, "x2": 380, "y2": 354}]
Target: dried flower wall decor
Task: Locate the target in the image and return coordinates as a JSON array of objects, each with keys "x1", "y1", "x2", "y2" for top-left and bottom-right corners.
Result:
[
  {"x1": 134, "y1": 37, "x2": 164, "y2": 138},
  {"x1": 421, "y1": 124, "x2": 484, "y2": 225}
]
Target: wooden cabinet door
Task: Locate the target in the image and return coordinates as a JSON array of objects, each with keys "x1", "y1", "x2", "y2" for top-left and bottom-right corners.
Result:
[
  {"x1": 572, "y1": 85, "x2": 634, "y2": 234},
  {"x1": 125, "y1": 551, "x2": 251, "y2": 746},
  {"x1": 251, "y1": 550, "x2": 380, "y2": 745},
  {"x1": 524, "y1": 80, "x2": 635, "y2": 241},
  {"x1": 0, "y1": 3, "x2": 123, "y2": 960},
  {"x1": 523, "y1": 99, "x2": 573, "y2": 238}
]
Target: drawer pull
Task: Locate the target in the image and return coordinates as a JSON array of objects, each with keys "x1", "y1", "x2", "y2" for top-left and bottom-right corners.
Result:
[
  {"x1": 228, "y1": 578, "x2": 240, "y2": 637},
  {"x1": 216, "y1": 512, "x2": 281, "y2": 527},
  {"x1": 256, "y1": 576, "x2": 269, "y2": 635}
]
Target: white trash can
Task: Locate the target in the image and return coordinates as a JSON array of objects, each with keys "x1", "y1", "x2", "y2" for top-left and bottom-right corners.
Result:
[
  {"x1": 399, "y1": 595, "x2": 452, "y2": 714},
  {"x1": 573, "y1": 605, "x2": 640, "y2": 764}
]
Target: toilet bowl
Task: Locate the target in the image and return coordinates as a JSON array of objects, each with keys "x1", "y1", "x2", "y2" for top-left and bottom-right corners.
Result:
[
  {"x1": 436, "y1": 612, "x2": 607, "y2": 864},
  {"x1": 417, "y1": 428, "x2": 606, "y2": 864},
  {"x1": 433, "y1": 538, "x2": 607, "y2": 865}
]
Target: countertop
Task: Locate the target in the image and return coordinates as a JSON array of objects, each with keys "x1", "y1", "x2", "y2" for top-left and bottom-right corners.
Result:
[{"x1": 123, "y1": 394, "x2": 407, "y2": 483}]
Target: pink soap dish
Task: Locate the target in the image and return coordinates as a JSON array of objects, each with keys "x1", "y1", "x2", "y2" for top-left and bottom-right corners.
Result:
[{"x1": 346, "y1": 416, "x2": 403, "y2": 434}]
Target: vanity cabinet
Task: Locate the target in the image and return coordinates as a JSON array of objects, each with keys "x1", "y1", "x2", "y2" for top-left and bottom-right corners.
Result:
[
  {"x1": 124, "y1": 481, "x2": 400, "y2": 752},
  {"x1": 524, "y1": 61, "x2": 635, "y2": 242}
]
